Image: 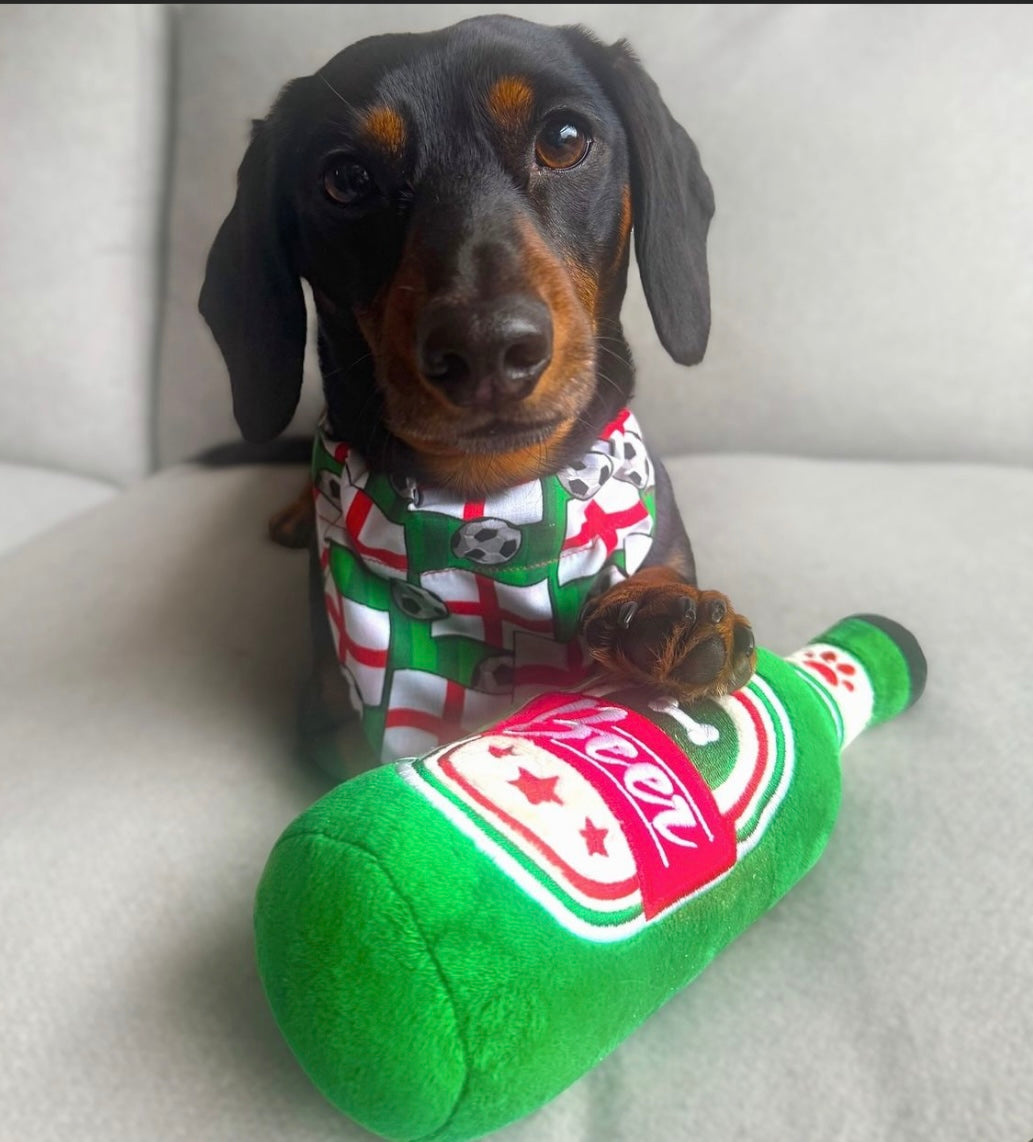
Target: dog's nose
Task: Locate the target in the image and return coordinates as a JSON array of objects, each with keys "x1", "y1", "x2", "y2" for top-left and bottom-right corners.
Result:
[{"x1": 416, "y1": 295, "x2": 553, "y2": 408}]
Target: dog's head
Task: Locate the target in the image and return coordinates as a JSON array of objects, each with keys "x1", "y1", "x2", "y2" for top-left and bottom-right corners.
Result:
[{"x1": 199, "y1": 15, "x2": 713, "y2": 493}]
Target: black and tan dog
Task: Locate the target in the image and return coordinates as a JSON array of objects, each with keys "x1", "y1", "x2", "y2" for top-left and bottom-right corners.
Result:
[{"x1": 199, "y1": 14, "x2": 756, "y2": 765}]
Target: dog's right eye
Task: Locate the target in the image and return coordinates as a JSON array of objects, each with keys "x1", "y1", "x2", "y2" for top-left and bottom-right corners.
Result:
[
  {"x1": 534, "y1": 116, "x2": 591, "y2": 170},
  {"x1": 321, "y1": 156, "x2": 375, "y2": 206}
]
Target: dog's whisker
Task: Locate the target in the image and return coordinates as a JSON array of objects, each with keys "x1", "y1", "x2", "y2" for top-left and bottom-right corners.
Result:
[
  {"x1": 319, "y1": 351, "x2": 374, "y2": 382},
  {"x1": 596, "y1": 343, "x2": 632, "y2": 369},
  {"x1": 345, "y1": 351, "x2": 375, "y2": 372},
  {"x1": 318, "y1": 73, "x2": 358, "y2": 114},
  {"x1": 594, "y1": 334, "x2": 632, "y2": 351},
  {"x1": 594, "y1": 368, "x2": 624, "y2": 397}
]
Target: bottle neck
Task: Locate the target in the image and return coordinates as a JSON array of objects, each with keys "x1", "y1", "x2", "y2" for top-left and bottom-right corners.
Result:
[{"x1": 786, "y1": 641, "x2": 875, "y2": 747}]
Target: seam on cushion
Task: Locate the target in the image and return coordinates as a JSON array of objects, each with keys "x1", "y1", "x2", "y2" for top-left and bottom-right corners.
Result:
[{"x1": 281, "y1": 828, "x2": 473, "y2": 1140}]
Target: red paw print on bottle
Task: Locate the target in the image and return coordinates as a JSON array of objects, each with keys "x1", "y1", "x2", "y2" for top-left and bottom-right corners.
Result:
[{"x1": 799, "y1": 647, "x2": 857, "y2": 692}]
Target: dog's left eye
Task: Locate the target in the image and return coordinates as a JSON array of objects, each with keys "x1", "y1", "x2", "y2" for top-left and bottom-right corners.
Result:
[
  {"x1": 321, "y1": 156, "x2": 375, "y2": 206},
  {"x1": 534, "y1": 117, "x2": 591, "y2": 170}
]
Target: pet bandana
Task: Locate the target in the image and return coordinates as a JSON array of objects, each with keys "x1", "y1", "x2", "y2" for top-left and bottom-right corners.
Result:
[{"x1": 313, "y1": 408, "x2": 657, "y2": 762}]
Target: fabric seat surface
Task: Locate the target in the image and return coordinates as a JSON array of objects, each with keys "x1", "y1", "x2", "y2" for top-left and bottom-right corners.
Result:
[
  {"x1": 0, "y1": 463, "x2": 117, "y2": 557},
  {"x1": 0, "y1": 454, "x2": 1028, "y2": 1142}
]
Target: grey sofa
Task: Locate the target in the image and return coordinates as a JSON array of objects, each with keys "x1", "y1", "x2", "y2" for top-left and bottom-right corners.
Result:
[{"x1": 2, "y1": 6, "x2": 1031, "y2": 1141}]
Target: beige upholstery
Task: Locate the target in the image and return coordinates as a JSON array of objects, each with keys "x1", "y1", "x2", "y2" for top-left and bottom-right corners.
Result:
[{"x1": 0, "y1": 5, "x2": 169, "y2": 484}]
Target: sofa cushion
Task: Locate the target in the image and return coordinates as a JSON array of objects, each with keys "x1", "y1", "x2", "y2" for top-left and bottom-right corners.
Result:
[
  {"x1": 157, "y1": 4, "x2": 1033, "y2": 469},
  {"x1": 0, "y1": 462, "x2": 116, "y2": 556},
  {"x1": 0, "y1": 6, "x2": 170, "y2": 483},
  {"x1": 0, "y1": 454, "x2": 1029, "y2": 1142}
]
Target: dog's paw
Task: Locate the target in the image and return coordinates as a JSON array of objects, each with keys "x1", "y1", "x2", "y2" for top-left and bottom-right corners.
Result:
[
  {"x1": 581, "y1": 572, "x2": 756, "y2": 702},
  {"x1": 268, "y1": 487, "x2": 315, "y2": 549}
]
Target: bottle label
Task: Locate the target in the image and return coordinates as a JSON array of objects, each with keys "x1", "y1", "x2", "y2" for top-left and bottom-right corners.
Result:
[
  {"x1": 399, "y1": 677, "x2": 795, "y2": 942},
  {"x1": 787, "y1": 642, "x2": 873, "y2": 746}
]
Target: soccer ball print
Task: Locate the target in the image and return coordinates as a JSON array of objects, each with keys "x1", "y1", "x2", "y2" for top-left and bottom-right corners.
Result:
[
  {"x1": 451, "y1": 519, "x2": 523, "y2": 565},
  {"x1": 558, "y1": 451, "x2": 614, "y2": 500}
]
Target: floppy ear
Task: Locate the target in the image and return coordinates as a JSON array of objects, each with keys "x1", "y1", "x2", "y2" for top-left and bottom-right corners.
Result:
[
  {"x1": 198, "y1": 117, "x2": 307, "y2": 442},
  {"x1": 568, "y1": 32, "x2": 715, "y2": 365}
]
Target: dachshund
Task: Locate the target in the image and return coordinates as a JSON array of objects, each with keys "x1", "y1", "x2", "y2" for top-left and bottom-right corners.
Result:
[{"x1": 199, "y1": 14, "x2": 756, "y2": 769}]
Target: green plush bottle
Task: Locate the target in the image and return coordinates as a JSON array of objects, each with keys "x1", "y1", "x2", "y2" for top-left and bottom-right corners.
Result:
[{"x1": 254, "y1": 614, "x2": 926, "y2": 1142}]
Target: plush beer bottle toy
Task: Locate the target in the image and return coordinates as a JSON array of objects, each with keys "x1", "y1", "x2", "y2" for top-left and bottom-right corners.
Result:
[{"x1": 254, "y1": 614, "x2": 926, "y2": 1142}]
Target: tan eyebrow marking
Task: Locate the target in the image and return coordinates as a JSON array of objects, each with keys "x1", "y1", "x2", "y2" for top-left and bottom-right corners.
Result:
[
  {"x1": 361, "y1": 105, "x2": 406, "y2": 156},
  {"x1": 487, "y1": 75, "x2": 535, "y2": 130}
]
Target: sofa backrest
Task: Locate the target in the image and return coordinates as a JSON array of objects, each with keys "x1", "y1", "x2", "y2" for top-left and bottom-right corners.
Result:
[
  {"x1": 150, "y1": 4, "x2": 1031, "y2": 469},
  {"x1": 0, "y1": 5, "x2": 170, "y2": 485}
]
